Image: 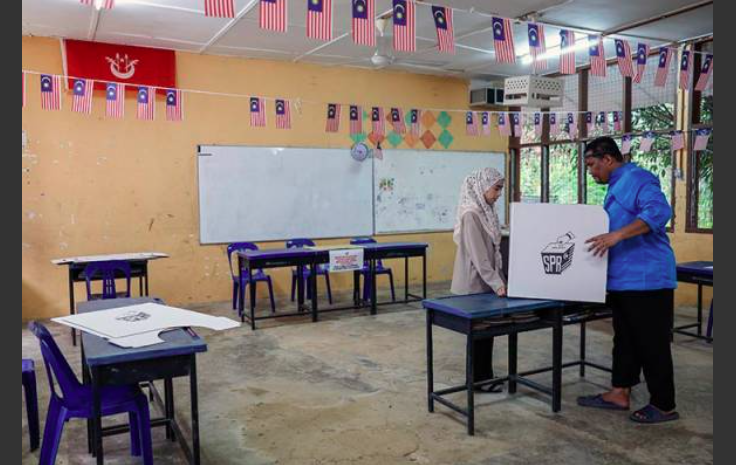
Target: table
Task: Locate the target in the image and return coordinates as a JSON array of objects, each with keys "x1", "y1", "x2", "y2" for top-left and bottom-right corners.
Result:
[
  {"x1": 79, "y1": 297, "x2": 207, "y2": 465},
  {"x1": 675, "y1": 261, "x2": 714, "y2": 342},
  {"x1": 237, "y1": 242, "x2": 429, "y2": 330},
  {"x1": 53, "y1": 252, "x2": 168, "y2": 346},
  {"x1": 423, "y1": 294, "x2": 612, "y2": 436}
]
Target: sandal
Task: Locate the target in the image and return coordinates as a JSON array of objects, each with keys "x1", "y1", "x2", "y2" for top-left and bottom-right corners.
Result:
[
  {"x1": 577, "y1": 394, "x2": 630, "y2": 411},
  {"x1": 630, "y1": 405, "x2": 680, "y2": 424}
]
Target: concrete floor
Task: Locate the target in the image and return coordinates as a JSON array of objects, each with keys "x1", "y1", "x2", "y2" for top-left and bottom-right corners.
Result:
[{"x1": 21, "y1": 284, "x2": 713, "y2": 465}]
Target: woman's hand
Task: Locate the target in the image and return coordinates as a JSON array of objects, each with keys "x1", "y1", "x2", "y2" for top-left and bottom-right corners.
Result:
[{"x1": 496, "y1": 286, "x2": 507, "y2": 297}]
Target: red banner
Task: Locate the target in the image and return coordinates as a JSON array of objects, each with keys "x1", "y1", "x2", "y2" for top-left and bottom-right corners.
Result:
[{"x1": 64, "y1": 39, "x2": 176, "y2": 92}]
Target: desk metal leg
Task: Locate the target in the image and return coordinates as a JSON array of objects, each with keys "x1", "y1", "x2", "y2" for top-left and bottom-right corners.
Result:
[
  {"x1": 311, "y1": 262, "x2": 319, "y2": 323},
  {"x1": 92, "y1": 367, "x2": 104, "y2": 464},
  {"x1": 427, "y1": 311, "x2": 434, "y2": 413},
  {"x1": 165, "y1": 378, "x2": 175, "y2": 442},
  {"x1": 190, "y1": 357, "x2": 201, "y2": 465},
  {"x1": 405, "y1": 257, "x2": 409, "y2": 302},
  {"x1": 707, "y1": 300, "x2": 714, "y2": 342},
  {"x1": 697, "y1": 284, "x2": 703, "y2": 337},
  {"x1": 69, "y1": 268, "x2": 77, "y2": 346},
  {"x1": 422, "y1": 253, "x2": 428, "y2": 300},
  {"x1": 508, "y1": 333, "x2": 518, "y2": 394},
  {"x1": 580, "y1": 322, "x2": 587, "y2": 378},
  {"x1": 249, "y1": 267, "x2": 257, "y2": 331},
  {"x1": 552, "y1": 311, "x2": 563, "y2": 413},
  {"x1": 370, "y1": 259, "x2": 378, "y2": 316},
  {"x1": 144, "y1": 261, "x2": 150, "y2": 296},
  {"x1": 237, "y1": 258, "x2": 245, "y2": 323},
  {"x1": 297, "y1": 266, "x2": 305, "y2": 314},
  {"x1": 466, "y1": 334, "x2": 475, "y2": 436}
]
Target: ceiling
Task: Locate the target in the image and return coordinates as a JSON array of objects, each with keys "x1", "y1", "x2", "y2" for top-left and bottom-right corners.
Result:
[{"x1": 22, "y1": 0, "x2": 713, "y2": 80}]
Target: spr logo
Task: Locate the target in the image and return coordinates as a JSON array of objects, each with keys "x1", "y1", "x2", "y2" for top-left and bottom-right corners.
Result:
[
  {"x1": 541, "y1": 232, "x2": 576, "y2": 275},
  {"x1": 116, "y1": 311, "x2": 151, "y2": 323}
]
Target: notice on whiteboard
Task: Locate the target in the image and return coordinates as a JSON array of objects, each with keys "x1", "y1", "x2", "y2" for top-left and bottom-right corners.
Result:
[{"x1": 329, "y1": 249, "x2": 365, "y2": 273}]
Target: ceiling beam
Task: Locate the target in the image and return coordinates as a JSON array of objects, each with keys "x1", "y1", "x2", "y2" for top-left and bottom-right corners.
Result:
[
  {"x1": 199, "y1": 0, "x2": 260, "y2": 54},
  {"x1": 87, "y1": 6, "x2": 102, "y2": 41}
]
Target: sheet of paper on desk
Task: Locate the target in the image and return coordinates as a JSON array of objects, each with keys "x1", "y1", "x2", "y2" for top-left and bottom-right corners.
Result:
[
  {"x1": 51, "y1": 252, "x2": 168, "y2": 265},
  {"x1": 53, "y1": 303, "x2": 240, "y2": 339}
]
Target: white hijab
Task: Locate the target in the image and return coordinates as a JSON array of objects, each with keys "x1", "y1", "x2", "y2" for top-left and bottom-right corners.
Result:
[{"x1": 453, "y1": 167, "x2": 504, "y2": 254}]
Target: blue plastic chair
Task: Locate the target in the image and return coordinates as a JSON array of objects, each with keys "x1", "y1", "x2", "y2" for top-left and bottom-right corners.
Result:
[
  {"x1": 22, "y1": 359, "x2": 40, "y2": 452},
  {"x1": 286, "y1": 239, "x2": 333, "y2": 305},
  {"x1": 227, "y1": 242, "x2": 276, "y2": 313},
  {"x1": 29, "y1": 322, "x2": 153, "y2": 465},
  {"x1": 350, "y1": 237, "x2": 396, "y2": 303},
  {"x1": 84, "y1": 260, "x2": 132, "y2": 301}
]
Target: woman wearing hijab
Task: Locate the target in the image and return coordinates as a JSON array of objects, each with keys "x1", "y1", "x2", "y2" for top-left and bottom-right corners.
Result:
[{"x1": 451, "y1": 167, "x2": 506, "y2": 392}]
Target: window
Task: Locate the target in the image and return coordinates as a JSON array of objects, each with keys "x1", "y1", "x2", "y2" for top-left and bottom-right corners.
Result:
[
  {"x1": 549, "y1": 144, "x2": 579, "y2": 204},
  {"x1": 520, "y1": 147, "x2": 542, "y2": 203},
  {"x1": 521, "y1": 108, "x2": 541, "y2": 145},
  {"x1": 630, "y1": 137, "x2": 674, "y2": 229},
  {"x1": 692, "y1": 132, "x2": 714, "y2": 230}
]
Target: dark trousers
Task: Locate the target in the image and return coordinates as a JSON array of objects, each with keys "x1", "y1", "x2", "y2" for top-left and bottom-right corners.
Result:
[
  {"x1": 609, "y1": 289, "x2": 676, "y2": 412},
  {"x1": 473, "y1": 338, "x2": 495, "y2": 382}
]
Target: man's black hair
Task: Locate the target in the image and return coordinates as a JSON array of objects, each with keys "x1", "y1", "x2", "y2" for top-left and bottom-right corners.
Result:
[{"x1": 584, "y1": 137, "x2": 624, "y2": 162}]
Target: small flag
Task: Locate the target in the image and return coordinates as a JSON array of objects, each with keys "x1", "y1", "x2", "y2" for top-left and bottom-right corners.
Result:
[
  {"x1": 22, "y1": 72, "x2": 26, "y2": 108},
  {"x1": 371, "y1": 107, "x2": 385, "y2": 136},
  {"x1": 250, "y1": 97, "x2": 266, "y2": 127},
  {"x1": 432, "y1": 6, "x2": 454, "y2": 54},
  {"x1": 260, "y1": 0, "x2": 287, "y2": 33},
  {"x1": 550, "y1": 113, "x2": 560, "y2": 137},
  {"x1": 567, "y1": 113, "x2": 577, "y2": 139},
  {"x1": 105, "y1": 82, "x2": 124, "y2": 119},
  {"x1": 640, "y1": 132, "x2": 656, "y2": 152},
  {"x1": 204, "y1": 0, "x2": 235, "y2": 18},
  {"x1": 391, "y1": 108, "x2": 406, "y2": 134},
  {"x1": 613, "y1": 111, "x2": 623, "y2": 132},
  {"x1": 81, "y1": 0, "x2": 114, "y2": 9},
  {"x1": 165, "y1": 89, "x2": 183, "y2": 122},
  {"x1": 633, "y1": 43, "x2": 649, "y2": 84},
  {"x1": 654, "y1": 47, "x2": 673, "y2": 87},
  {"x1": 326, "y1": 103, "x2": 341, "y2": 133},
  {"x1": 497, "y1": 113, "x2": 511, "y2": 137},
  {"x1": 349, "y1": 105, "x2": 362, "y2": 135},
  {"x1": 40, "y1": 74, "x2": 62, "y2": 111},
  {"x1": 585, "y1": 112, "x2": 595, "y2": 133},
  {"x1": 621, "y1": 134, "x2": 633, "y2": 155},
  {"x1": 72, "y1": 78, "x2": 94, "y2": 115},
  {"x1": 534, "y1": 112, "x2": 543, "y2": 138},
  {"x1": 492, "y1": 17, "x2": 516, "y2": 64},
  {"x1": 275, "y1": 99, "x2": 292, "y2": 129},
  {"x1": 528, "y1": 23, "x2": 547, "y2": 72},
  {"x1": 693, "y1": 128, "x2": 712, "y2": 151},
  {"x1": 679, "y1": 50, "x2": 692, "y2": 90},
  {"x1": 615, "y1": 39, "x2": 635, "y2": 78},
  {"x1": 671, "y1": 130, "x2": 685, "y2": 151},
  {"x1": 307, "y1": 0, "x2": 333, "y2": 41},
  {"x1": 512, "y1": 112, "x2": 522, "y2": 137},
  {"x1": 352, "y1": 0, "x2": 375, "y2": 47},
  {"x1": 466, "y1": 112, "x2": 479, "y2": 136},
  {"x1": 393, "y1": 0, "x2": 416, "y2": 53},
  {"x1": 695, "y1": 54, "x2": 714, "y2": 92},
  {"x1": 589, "y1": 35, "x2": 606, "y2": 77},
  {"x1": 136, "y1": 86, "x2": 155, "y2": 121},
  {"x1": 410, "y1": 109, "x2": 421, "y2": 136},
  {"x1": 481, "y1": 112, "x2": 491, "y2": 136},
  {"x1": 598, "y1": 111, "x2": 608, "y2": 134},
  {"x1": 559, "y1": 30, "x2": 577, "y2": 75}
]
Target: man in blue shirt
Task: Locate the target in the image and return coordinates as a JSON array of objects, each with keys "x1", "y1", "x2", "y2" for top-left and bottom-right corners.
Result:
[{"x1": 577, "y1": 137, "x2": 679, "y2": 424}]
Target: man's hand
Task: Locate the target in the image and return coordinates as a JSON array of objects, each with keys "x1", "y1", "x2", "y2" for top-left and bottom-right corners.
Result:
[{"x1": 586, "y1": 231, "x2": 624, "y2": 257}]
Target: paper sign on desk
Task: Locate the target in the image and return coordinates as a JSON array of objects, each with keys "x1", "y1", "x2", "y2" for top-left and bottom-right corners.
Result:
[{"x1": 329, "y1": 249, "x2": 365, "y2": 273}]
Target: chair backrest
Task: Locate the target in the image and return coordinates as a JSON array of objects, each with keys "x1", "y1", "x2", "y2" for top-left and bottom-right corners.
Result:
[
  {"x1": 350, "y1": 237, "x2": 382, "y2": 267},
  {"x1": 286, "y1": 238, "x2": 316, "y2": 249},
  {"x1": 84, "y1": 260, "x2": 132, "y2": 300},
  {"x1": 28, "y1": 322, "x2": 83, "y2": 403},
  {"x1": 227, "y1": 242, "x2": 259, "y2": 279}
]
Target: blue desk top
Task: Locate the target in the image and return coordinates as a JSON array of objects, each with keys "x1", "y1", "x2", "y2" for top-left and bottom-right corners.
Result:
[
  {"x1": 238, "y1": 242, "x2": 429, "y2": 260},
  {"x1": 78, "y1": 298, "x2": 208, "y2": 368},
  {"x1": 423, "y1": 293, "x2": 563, "y2": 320},
  {"x1": 677, "y1": 261, "x2": 714, "y2": 278}
]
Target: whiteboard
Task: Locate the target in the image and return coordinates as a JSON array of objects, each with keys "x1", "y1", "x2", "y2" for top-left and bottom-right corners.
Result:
[
  {"x1": 197, "y1": 146, "x2": 374, "y2": 244},
  {"x1": 374, "y1": 150, "x2": 506, "y2": 234}
]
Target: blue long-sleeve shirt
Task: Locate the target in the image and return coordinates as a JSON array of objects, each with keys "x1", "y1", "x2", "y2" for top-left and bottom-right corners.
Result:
[{"x1": 604, "y1": 163, "x2": 677, "y2": 291}]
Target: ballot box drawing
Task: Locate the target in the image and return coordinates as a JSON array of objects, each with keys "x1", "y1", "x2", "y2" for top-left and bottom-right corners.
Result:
[{"x1": 541, "y1": 232, "x2": 576, "y2": 275}]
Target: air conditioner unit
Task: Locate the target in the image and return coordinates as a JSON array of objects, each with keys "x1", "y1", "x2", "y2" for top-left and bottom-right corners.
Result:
[
  {"x1": 469, "y1": 87, "x2": 505, "y2": 107},
  {"x1": 503, "y1": 75, "x2": 564, "y2": 108}
]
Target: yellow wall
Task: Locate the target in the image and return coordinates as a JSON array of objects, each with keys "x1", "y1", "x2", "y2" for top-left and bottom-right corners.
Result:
[{"x1": 22, "y1": 36, "x2": 508, "y2": 320}]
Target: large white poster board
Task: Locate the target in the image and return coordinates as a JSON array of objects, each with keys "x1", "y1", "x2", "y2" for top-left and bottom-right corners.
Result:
[{"x1": 507, "y1": 203, "x2": 609, "y2": 303}]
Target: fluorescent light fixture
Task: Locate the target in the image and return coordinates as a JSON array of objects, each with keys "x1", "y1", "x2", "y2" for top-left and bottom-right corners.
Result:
[{"x1": 520, "y1": 38, "x2": 594, "y2": 66}]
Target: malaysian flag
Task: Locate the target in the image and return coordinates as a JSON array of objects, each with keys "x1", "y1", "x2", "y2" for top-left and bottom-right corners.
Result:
[
  {"x1": 393, "y1": 0, "x2": 416, "y2": 53},
  {"x1": 598, "y1": 111, "x2": 608, "y2": 134},
  {"x1": 567, "y1": 113, "x2": 577, "y2": 139},
  {"x1": 512, "y1": 112, "x2": 522, "y2": 137},
  {"x1": 633, "y1": 43, "x2": 650, "y2": 84},
  {"x1": 260, "y1": 0, "x2": 287, "y2": 33},
  {"x1": 391, "y1": 108, "x2": 406, "y2": 134},
  {"x1": 432, "y1": 6, "x2": 454, "y2": 54},
  {"x1": 615, "y1": 39, "x2": 635, "y2": 78},
  {"x1": 613, "y1": 111, "x2": 622, "y2": 132},
  {"x1": 165, "y1": 89, "x2": 183, "y2": 122},
  {"x1": 654, "y1": 47, "x2": 673, "y2": 87},
  {"x1": 204, "y1": 0, "x2": 235, "y2": 18},
  {"x1": 481, "y1": 112, "x2": 491, "y2": 136},
  {"x1": 349, "y1": 105, "x2": 362, "y2": 135},
  {"x1": 679, "y1": 50, "x2": 692, "y2": 90},
  {"x1": 527, "y1": 24, "x2": 547, "y2": 72},
  {"x1": 534, "y1": 113, "x2": 543, "y2": 138},
  {"x1": 72, "y1": 78, "x2": 94, "y2": 115},
  {"x1": 693, "y1": 128, "x2": 712, "y2": 151},
  {"x1": 492, "y1": 17, "x2": 516, "y2": 64},
  {"x1": 326, "y1": 103, "x2": 341, "y2": 133},
  {"x1": 559, "y1": 30, "x2": 576, "y2": 75},
  {"x1": 137, "y1": 87, "x2": 155, "y2": 121},
  {"x1": 498, "y1": 113, "x2": 511, "y2": 137},
  {"x1": 640, "y1": 132, "x2": 656, "y2": 152},
  {"x1": 549, "y1": 113, "x2": 560, "y2": 137},
  {"x1": 40, "y1": 75, "x2": 62, "y2": 111},
  {"x1": 621, "y1": 134, "x2": 633, "y2": 155},
  {"x1": 371, "y1": 107, "x2": 385, "y2": 136},
  {"x1": 352, "y1": 0, "x2": 375, "y2": 47},
  {"x1": 250, "y1": 97, "x2": 266, "y2": 127},
  {"x1": 695, "y1": 54, "x2": 714, "y2": 92},
  {"x1": 466, "y1": 112, "x2": 478, "y2": 136},
  {"x1": 105, "y1": 82, "x2": 124, "y2": 119},
  {"x1": 307, "y1": 0, "x2": 333, "y2": 41},
  {"x1": 275, "y1": 99, "x2": 292, "y2": 129},
  {"x1": 410, "y1": 109, "x2": 421, "y2": 136},
  {"x1": 671, "y1": 130, "x2": 685, "y2": 151},
  {"x1": 588, "y1": 35, "x2": 606, "y2": 77},
  {"x1": 585, "y1": 112, "x2": 595, "y2": 133},
  {"x1": 81, "y1": 0, "x2": 114, "y2": 9}
]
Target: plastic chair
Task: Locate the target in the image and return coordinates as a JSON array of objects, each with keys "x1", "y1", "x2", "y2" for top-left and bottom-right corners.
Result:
[
  {"x1": 84, "y1": 260, "x2": 132, "y2": 301},
  {"x1": 29, "y1": 322, "x2": 153, "y2": 465},
  {"x1": 286, "y1": 239, "x2": 333, "y2": 305},
  {"x1": 350, "y1": 237, "x2": 396, "y2": 303},
  {"x1": 227, "y1": 242, "x2": 276, "y2": 313},
  {"x1": 22, "y1": 359, "x2": 40, "y2": 452}
]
